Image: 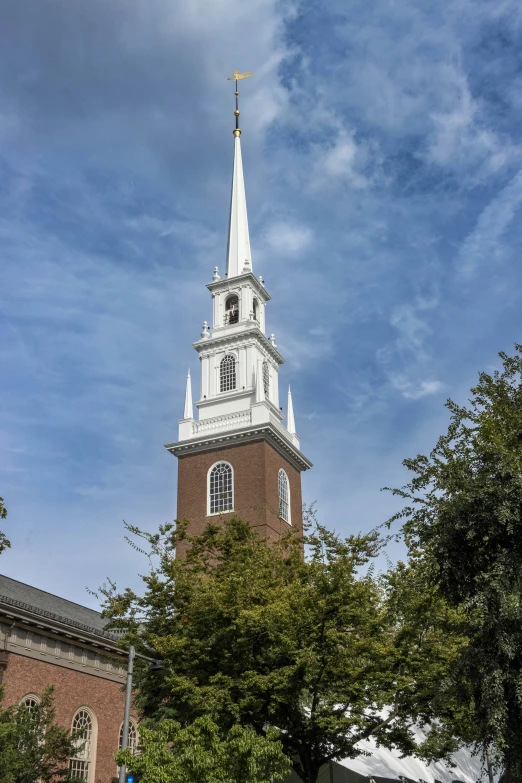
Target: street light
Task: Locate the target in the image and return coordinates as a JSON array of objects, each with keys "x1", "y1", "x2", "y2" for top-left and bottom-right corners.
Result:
[{"x1": 118, "y1": 647, "x2": 164, "y2": 783}]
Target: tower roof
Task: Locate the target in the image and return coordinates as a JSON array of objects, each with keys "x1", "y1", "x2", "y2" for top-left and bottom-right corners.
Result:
[
  {"x1": 225, "y1": 133, "x2": 252, "y2": 279},
  {"x1": 225, "y1": 70, "x2": 253, "y2": 279}
]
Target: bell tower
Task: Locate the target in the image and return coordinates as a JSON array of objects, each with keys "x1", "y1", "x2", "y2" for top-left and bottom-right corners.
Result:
[{"x1": 166, "y1": 71, "x2": 312, "y2": 555}]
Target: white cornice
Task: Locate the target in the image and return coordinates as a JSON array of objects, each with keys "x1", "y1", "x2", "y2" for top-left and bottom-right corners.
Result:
[
  {"x1": 193, "y1": 328, "x2": 284, "y2": 365},
  {"x1": 165, "y1": 422, "x2": 313, "y2": 473}
]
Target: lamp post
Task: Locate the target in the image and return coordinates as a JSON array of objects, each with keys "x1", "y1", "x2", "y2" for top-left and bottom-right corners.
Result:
[{"x1": 118, "y1": 647, "x2": 164, "y2": 783}]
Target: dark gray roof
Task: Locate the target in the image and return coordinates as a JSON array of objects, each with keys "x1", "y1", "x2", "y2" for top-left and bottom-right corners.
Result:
[{"x1": 0, "y1": 574, "x2": 120, "y2": 642}]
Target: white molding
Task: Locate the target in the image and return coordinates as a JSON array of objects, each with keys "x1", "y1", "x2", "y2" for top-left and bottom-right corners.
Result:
[
  {"x1": 166, "y1": 421, "x2": 313, "y2": 473},
  {"x1": 194, "y1": 328, "x2": 284, "y2": 366}
]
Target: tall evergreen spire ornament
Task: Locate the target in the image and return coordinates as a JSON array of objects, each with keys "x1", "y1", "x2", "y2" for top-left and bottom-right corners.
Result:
[{"x1": 227, "y1": 69, "x2": 252, "y2": 137}]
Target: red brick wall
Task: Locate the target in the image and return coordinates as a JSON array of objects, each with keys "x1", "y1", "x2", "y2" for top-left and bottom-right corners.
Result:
[
  {"x1": 2, "y1": 653, "x2": 135, "y2": 783},
  {"x1": 176, "y1": 439, "x2": 303, "y2": 556}
]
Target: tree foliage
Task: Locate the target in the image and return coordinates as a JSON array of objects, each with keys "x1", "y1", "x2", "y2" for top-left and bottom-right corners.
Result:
[
  {"x1": 0, "y1": 687, "x2": 79, "y2": 783},
  {"x1": 0, "y1": 497, "x2": 10, "y2": 555},
  {"x1": 387, "y1": 345, "x2": 522, "y2": 775},
  {"x1": 102, "y1": 514, "x2": 464, "y2": 783},
  {"x1": 117, "y1": 714, "x2": 290, "y2": 783}
]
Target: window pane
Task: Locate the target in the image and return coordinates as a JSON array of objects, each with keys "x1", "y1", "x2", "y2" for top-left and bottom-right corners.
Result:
[
  {"x1": 69, "y1": 709, "x2": 93, "y2": 780},
  {"x1": 209, "y1": 463, "x2": 233, "y2": 514},
  {"x1": 278, "y1": 469, "x2": 290, "y2": 523},
  {"x1": 120, "y1": 720, "x2": 138, "y2": 755},
  {"x1": 220, "y1": 355, "x2": 236, "y2": 392}
]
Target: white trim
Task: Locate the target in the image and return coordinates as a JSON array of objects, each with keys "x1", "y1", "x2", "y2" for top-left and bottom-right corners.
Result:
[
  {"x1": 207, "y1": 460, "x2": 234, "y2": 516},
  {"x1": 166, "y1": 421, "x2": 313, "y2": 473},
  {"x1": 19, "y1": 692, "x2": 41, "y2": 710}
]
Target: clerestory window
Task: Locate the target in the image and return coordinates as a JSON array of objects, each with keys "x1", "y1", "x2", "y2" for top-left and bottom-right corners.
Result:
[
  {"x1": 209, "y1": 462, "x2": 234, "y2": 515},
  {"x1": 278, "y1": 469, "x2": 291, "y2": 524},
  {"x1": 220, "y1": 355, "x2": 236, "y2": 392}
]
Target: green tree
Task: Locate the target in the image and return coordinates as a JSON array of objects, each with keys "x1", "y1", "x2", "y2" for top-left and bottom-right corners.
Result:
[
  {"x1": 102, "y1": 515, "x2": 462, "y2": 783},
  {"x1": 0, "y1": 687, "x2": 79, "y2": 783},
  {"x1": 0, "y1": 497, "x2": 11, "y2": 555},
  {"x1": 387, "y1": 344, "x2": 522, "y2": 776},
  {"x1": 117, "y1": 714, "x2": 290, "y2": 783}
]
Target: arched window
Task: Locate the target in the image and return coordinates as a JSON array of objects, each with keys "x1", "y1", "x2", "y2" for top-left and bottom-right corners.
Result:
[
  {"x1": 69, "y1": 709, "x2": 96, "y2": 783},
  {"x1": 220, "y1": 355, "x2": 236, "y2": 392},
  {"x1": 20, "y1": 694, "x2": 40, "y2": 712},
  {"x1": 252, "y1": 298, "x2": 258, "y2": 322},
  {"x1": 262, "y1": 360, "x2": 270, "y2": 398},
  {"x1": 119, "y1": 719, "x2": 139, "y2": 756},
  {"x1": 209, "y1": 462, "x2": 234, "y2": 515},
  {"x1": 225, "y1": 295, "x2": 239, "y2": 325},
  {"x1": 278, "y1": 469, "x2": 291, "y2": 524},
  {"x1": 118, "y1": 719, "x2": 139, "y2": 772}
]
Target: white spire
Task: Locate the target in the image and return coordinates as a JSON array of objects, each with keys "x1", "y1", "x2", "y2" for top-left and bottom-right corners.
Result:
[
  {"x1": 183, "y1": 369, "x2": 193, "y2": 419},
  {"x1": 287, "y1": 385, "x2": 296, "y2": 435},
  {"x1": 225, "y1": 134, "x2": 253, "y2": 278}
]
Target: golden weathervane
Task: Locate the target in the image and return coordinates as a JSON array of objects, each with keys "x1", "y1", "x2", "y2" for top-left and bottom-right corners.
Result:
[{"x1": 227, "y1": 70, "x2": 252, "y2": 136}]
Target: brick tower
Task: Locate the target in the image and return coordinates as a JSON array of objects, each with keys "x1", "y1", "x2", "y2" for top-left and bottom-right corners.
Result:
[{"x1": 166, "y1": 73, "x2": 312, "y2": 555}]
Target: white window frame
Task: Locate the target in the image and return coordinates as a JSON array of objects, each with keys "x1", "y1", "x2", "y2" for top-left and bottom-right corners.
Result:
[
  {"x1": 68, "y1": 707, "x2": 98, "y2": 783},
  {"x1": 207, "y1": 461, "x2": 234, "y2": 516},
  {"x1": 219, "y1": 354, "x2": 237, "y2": 393},
  {"x1": 278, "y1": 469, "x2": 291, "y2": 524},
  {"x1": 19, "y1": 693, "x2": 40, "y2": 711}
]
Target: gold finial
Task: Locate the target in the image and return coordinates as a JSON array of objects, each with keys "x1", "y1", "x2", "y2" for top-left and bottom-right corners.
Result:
[{"x1": 227, "y1": 70, "x2": 252, "y2": 137}]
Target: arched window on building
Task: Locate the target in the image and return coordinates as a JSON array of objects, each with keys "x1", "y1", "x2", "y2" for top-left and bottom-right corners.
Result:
[
  {"x1": 118, "y1": 719, "x2": 139, "y2": 773},
  {"x1": 209, "y1": 462, "x2": 234, "y2": 515},
  {"x1": 262, "y1": 360, "x2": 270, "y2": 399},
  {"x1": 252, "y1": 298, "x2": 259, "y2": 322},
  {"x1": 278, "y1": 469, "x2": 291, "y2": 524},
  {"x1": 20, "y1": 694, "x2": 40, "y2": 712},
  {"x1": 220, "y1": 355, "x2": 236, "y2": 392},
  {"x1": 69, "y1": 708, "x2": 96, "y2": 783},
  {"x1": 119, "y1": 719, "x2": 139, "y2": 756},
  {"x1": 225, "y1": 295, "x2": 239, "y2": 325}
]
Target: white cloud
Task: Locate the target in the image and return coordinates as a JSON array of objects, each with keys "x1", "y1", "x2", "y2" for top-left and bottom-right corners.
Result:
[
  {"x1": 264, "y1": 220, "x2": 313, "y2": 255},
  {"x1": 390, "y1": 376, "x2": 444, "y2": 400},
  {"x1": 457, "y1": 168, "x2": 522, "y2": 276}
]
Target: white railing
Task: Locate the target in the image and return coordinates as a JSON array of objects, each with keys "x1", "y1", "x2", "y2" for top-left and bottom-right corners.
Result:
[{"x1": 193, "y1": 410, "x2": 252, "y2": 435}]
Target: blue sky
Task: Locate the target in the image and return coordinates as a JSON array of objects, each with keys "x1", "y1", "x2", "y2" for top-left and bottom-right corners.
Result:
[{"x1": 1, "y1": 0, "x2": 522, "y2": 607}]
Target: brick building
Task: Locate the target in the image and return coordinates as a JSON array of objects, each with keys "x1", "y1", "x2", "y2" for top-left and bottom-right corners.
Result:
[
  {"x1": 166, "y1": 82, "x2": 312, "y2": 555},
  {"x1": 0, "y1": 574, "x2": 135, "y2": 783}
]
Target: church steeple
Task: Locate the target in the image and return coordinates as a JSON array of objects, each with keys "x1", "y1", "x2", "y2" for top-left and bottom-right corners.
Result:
[
  {"x1": 225, "y1": 71, "x2": 253, "y2": 279},
  {"x1": 166, "y1": 72, "x2": 312, "y2": 557}
]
